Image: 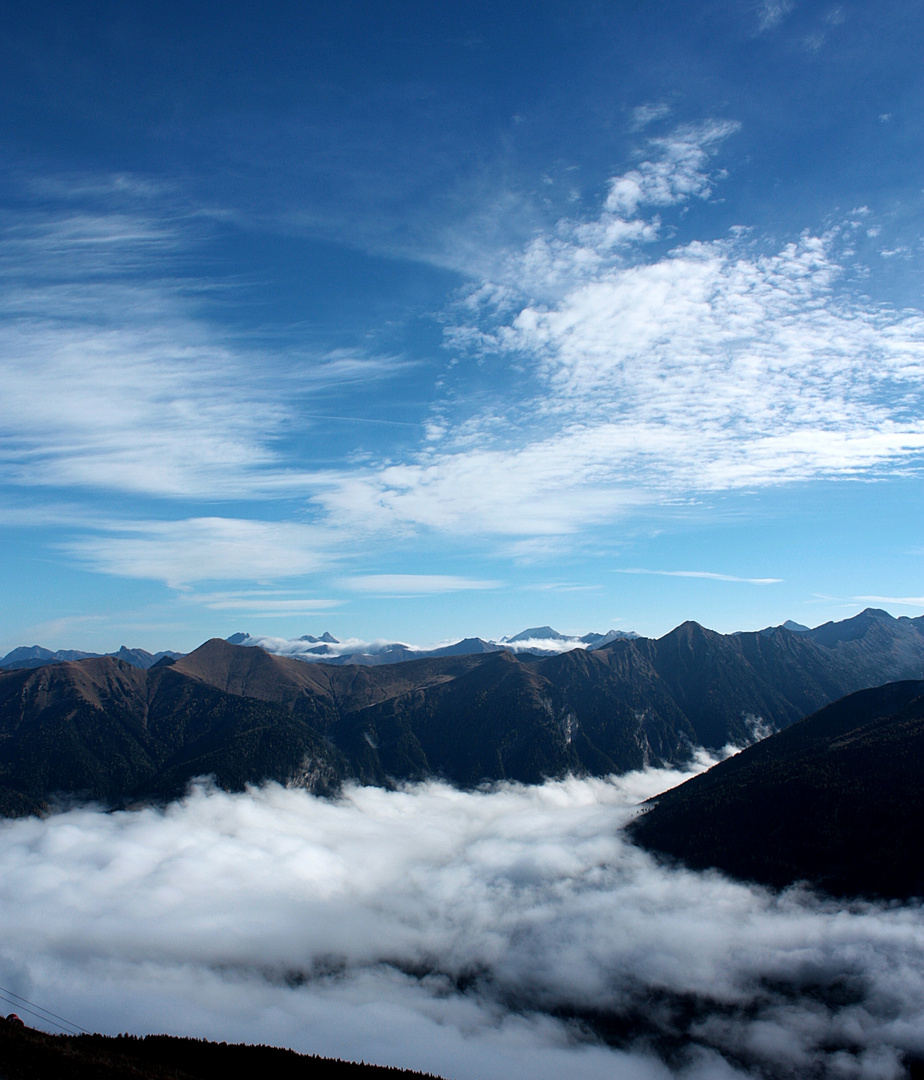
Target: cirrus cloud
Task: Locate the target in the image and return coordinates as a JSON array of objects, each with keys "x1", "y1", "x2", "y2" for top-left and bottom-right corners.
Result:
[
  {"x1": 614, "y1": 569, "x2": 783, "y2": 585},
  {"x1": 0, "y1": 194, "x2": 406, "y2": 502},
  {"x1": 62, "y1": 517, "x2": 341, "y2": 588},
  {"x1": 341, "y1": 574, "x2": 502, "y2": 596}
]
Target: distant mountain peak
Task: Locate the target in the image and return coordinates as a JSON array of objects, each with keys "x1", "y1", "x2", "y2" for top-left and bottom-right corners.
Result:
[
  {"x1": 758, "y1": 620, "x2": 811, "y2": 636},
  {"x1": 858, "y1": 607, "x2": 893, "y2": 619},
  {"x1": 667, "y1": 620, "x2": 710, "y2": 639},
  {"x1": 0, "y1": 644, "x2": 180, "y2": 671},
  {"x1": 502, "y1": 626, "x2": 565, "y2": 643}
]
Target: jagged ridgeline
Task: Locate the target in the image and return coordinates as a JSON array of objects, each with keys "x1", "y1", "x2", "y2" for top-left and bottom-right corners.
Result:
[{"x1": 1, "y1": 609, "x2": 923, "y2": 817}]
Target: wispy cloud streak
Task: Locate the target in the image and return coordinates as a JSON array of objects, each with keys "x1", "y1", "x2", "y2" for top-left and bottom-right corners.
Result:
[
  {"x1": 0, "y1": 188, "x2": 404, "y2": 501},
  {"x1": 341, "y1": 574, "x2": 502, "y2": 596},
  {"x1": 62, "y1": 517, "x2": 341, "y2": 588},
  {"x1": 615, "y1": 569, "x2": 782, "y2": 584}
]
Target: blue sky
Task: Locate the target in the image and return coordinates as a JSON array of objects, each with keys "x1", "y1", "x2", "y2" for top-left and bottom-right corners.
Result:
[{"x1": 2, "y1": 0, "x2": 924, "y2": 653}]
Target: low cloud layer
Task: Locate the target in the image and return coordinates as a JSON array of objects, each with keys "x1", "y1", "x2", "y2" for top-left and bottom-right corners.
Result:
[{"x1": 1, "y1": 768, "x2": 922, "y2": 1079}]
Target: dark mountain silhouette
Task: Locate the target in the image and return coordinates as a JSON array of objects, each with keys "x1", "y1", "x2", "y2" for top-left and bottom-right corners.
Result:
[
  {"x1": 756, "y1": 619, "x2": 809, "y2": 635},
  {"x1": 425, "y1": 637, "x2": 504, "y2": 656},
  {"x1": 0, "y1": 646, "x2": 98, "y2": 667},
  {"x1": 0, "y1": 652, "x2": 349, "y2": 817},
  {"x1": 0, "y1": 1018, "x2": 445, "y2": 1080},
  {"x1": 628, "y1": 679, "x2": 924, "y2": 899},
  {"x1": 0, "y1": 645, "x2": 182, "y2": 671},
  {"x1": 502, "y1": 625, "x2": 566, "y2": 642},
  {"x1": 1, "y1": 609, "x2": 923, "y2": 817}
]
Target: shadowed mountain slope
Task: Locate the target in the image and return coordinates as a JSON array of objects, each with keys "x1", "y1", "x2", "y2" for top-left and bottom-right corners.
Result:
[
  {"x1": 628, "y1": 679, "x2": 924, "y2": 899},
  {"x1": 0, "y1": 655, "x2": 349, "y2": 816}
]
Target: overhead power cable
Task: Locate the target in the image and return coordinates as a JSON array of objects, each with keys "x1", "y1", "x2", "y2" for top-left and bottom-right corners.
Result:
[{"x1": 0, "y1": 984, "x2": 89, "y2": 1036}]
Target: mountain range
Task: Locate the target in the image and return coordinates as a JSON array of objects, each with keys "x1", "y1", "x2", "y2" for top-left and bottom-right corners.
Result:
[
  {"x1": 1, "y1": 608, "x2": 923, "y2": 818},
  {"x1": 0, "y1": 628, "x2": 636, "y2": 671},
  {"x1": 5, "y1": 609, "x2": 916, "y2": 671},
  {"x1": 0, "y1": 645, "x2": 183, "y2": 671},
  {"x1": 224, "y1": 626, "x2": 639, "y2": 665}
]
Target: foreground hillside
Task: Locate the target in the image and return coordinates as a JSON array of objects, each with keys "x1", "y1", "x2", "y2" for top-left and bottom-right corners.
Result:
[
  {"x1": 0, "y1": 1018, "x2": 444, "y2": 1080},
  {"x1": 1, "y1": 608, "x2": 923, "y2": 816},
  {"x1": 629, "y1": 679, "x2": 924, "y2": 899}
]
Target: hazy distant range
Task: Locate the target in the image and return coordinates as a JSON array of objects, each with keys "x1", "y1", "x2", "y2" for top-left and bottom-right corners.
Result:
[{"x1": 0, "y1": 624, "x2": 641, "y2": 671}]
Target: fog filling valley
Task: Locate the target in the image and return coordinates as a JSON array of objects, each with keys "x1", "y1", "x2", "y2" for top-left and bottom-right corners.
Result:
[{"x1": 1, "y1": 760, "x2": 923, "y2": 1080}]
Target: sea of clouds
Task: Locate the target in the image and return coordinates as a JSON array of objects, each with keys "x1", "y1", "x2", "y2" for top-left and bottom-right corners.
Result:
[{"x1": 1, "y1": 761, "x2": 923, "y2": 1080}]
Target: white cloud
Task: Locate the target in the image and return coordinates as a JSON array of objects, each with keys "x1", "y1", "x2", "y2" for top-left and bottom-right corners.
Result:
[
  {"x1": 497, "y1": 636, "x2": 594, "y2": 654},
  {"x1": 440, "y1": 121, "x2": 740, "y2": 310},
  {"x1": 505, "y1": 233, "x2": 924, "y2": 476},
  {"x1": 614, "y1": 569, "x2": 783, "y2": 585},
  {"x1": 62, "y1": 517, "x2": 340, "y2": 588},
  {"x1": 630, "y1": 103, "x2": 672, "y2": 131},
  {"x1": 1, "y1": 774, "x2": 922, "y2": 1079},
  {"x1": 341, "y1": 574, "x2": 502, "y2": 596},
  {"x1": 602, "y1": 121, "x2": 740, "y2": 218},
  {"x1": 313, "y1": 437, "x2": 651, "y2": 536},
  {"x1": 237, "y1": 633, "x2": 410, "y2": 659},
  {"x1": 854, "y1": 595, "x2": 924, "y2": 609},
  {"x1": 0, "y1": 196, "x2": 404, "y2": 500},
  {"x1": 317, "y1": 224, "x2": 924, "y2": 541},
  {"x1": 756, "y1": 0, "x2": 795, "y2": 33},
  {"x1": 194, "y1": 594, "x2": 341, "y2": 615},
  {"x1": 294, "y1": 122, "x2": 915, "y2": 545},
  {"x1": 337, "y1": 164, "x2": 924, "y2": 542},
  {"x1": 8, "y1": 144, "x2": 924, "y2": 576},
  {"x1": 802, "y1": 10, "x2": 844, "y2": 52}
]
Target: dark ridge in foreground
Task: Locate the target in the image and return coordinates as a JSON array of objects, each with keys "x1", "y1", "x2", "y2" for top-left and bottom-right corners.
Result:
[
  {"x1": 0, "y1": 1018, "x2": 447, "y2": 1080},
  {"x1": 628, "y1": 679, "x2": 924, "y2": 900}
]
